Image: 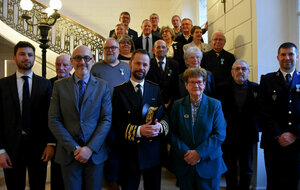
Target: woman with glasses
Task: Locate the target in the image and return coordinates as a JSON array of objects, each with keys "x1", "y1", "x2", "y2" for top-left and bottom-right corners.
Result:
[
  {"x1": 183, "y1": 26, "x2": 211, "y2": 54},
  {"x1": 169, "y1": 67, "x2": 227, "y2": 190},
  {"x1": 117, "y1": 35, "x2": 135, "y2": 64}
]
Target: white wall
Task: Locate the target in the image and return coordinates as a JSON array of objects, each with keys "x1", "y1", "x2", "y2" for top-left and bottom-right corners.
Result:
[
  {"x1": 38, "y1": 0, "x2": 189, "y2": 38},
  {"x1": 256, "y1": 0, "x2": 299, "y2": 81}
]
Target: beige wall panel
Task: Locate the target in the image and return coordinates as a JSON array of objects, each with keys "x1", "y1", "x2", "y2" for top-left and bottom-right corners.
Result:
[{"x1": 234, "y1": 20, "x2": 252, "y2": 48}]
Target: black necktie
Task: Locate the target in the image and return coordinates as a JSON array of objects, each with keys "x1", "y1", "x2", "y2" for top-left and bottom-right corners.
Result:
[
  {"x1": 146, "y1": 37, "x2": 149, "y2": 53},
  {"x1": 22, "y1": 76, "x2": 31, "y2": 135},
  {"x1": 286, "y1": 73, "x2": 292, "y2": 89},
  {"x1": 78, "y1": 80, "x2": 86, "y2": 109},
  {"x1": 158, "y1": 61, "x2": 164, "y2": 74},
  {"x1": 136, "y1": 84, "x2": 142, "y2": 101}
]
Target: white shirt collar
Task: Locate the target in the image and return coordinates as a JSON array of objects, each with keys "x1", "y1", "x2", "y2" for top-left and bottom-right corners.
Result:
[
  {"x1": 143, "y1": 33, "x2": 152, "y2": 39},
  {"x1": 280, "y1": 69, "x2": 295, "y2": 79},
  {"x1": 16, "y1": 71, "x2": 33, "y2": 79},
  {"x1": 130, "y1": 78, "x2": 144, "y2": 90}
]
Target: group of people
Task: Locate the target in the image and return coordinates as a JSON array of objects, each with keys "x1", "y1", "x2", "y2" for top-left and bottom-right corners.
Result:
[{"x1": 0, "y1": 11, "x2": 299, "y2": 190}]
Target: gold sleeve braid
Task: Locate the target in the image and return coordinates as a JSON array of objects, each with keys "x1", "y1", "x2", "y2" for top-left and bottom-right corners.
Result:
[{"x1": 125, "y1": 123, "x2": 138, "y2": 142}]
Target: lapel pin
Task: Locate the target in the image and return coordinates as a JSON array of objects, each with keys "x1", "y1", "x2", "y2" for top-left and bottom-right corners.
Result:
[
  {"x1": 296, "y1": 84, "x2": 300, "y2": 92},
  {"x1": 184, "y1": 114, "x2": 189, "y2": 119},
  {"x1": 120, "y1": 68, "x2": 124, "y2": 75},
  {"x1": 221, "y1": 58, "x2": 224, "y2": 65}
]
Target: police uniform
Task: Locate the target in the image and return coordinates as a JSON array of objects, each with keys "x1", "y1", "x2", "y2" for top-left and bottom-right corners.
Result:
[{"x1": 258, "y1": 70, "x2": 300, "y2": 190}]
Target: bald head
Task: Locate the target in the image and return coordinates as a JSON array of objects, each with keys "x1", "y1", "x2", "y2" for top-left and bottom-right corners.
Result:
[
  {"x1": 71, "y1": 45, "x2": 94, "y2": 79},
  {"x1": 153, "y1": 40, "x2": 168, "y2": 60},
  {"x1": 55, "y1": 54, "x2": 72, "y2": 78}
]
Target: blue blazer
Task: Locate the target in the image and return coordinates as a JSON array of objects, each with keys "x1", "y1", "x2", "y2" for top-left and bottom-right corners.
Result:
[
  {"x1": 169, "y1": 94, "x2": 227, "y2": 179},
  {"x1": 48, "y1": 74, "x2": 112, "y2": 165}
]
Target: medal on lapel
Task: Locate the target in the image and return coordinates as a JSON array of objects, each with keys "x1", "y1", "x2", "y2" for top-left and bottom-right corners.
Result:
[
  {"x1": 168, "y1": 69, "x2": 172, "y2": 77},
  {"x1": 184, "y1": 114, "x2": 189, "y2": 119},
  {"x1": 296, "y1": 84, "x2": 300, "y2": 92},
  {"x1": 221, "y1": 58, "x2": 224, "y2": 65},
  {"x1": 120, "y1": 68, "x2": 124, "y2": 75},
  {"x1": 272, "y1": 90, "x2": 277, "y2": 101}
]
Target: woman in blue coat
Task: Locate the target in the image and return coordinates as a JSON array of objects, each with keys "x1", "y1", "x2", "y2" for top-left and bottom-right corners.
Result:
[{"x1": 170, "y1": 67, "x2": 227, "y2": 190}]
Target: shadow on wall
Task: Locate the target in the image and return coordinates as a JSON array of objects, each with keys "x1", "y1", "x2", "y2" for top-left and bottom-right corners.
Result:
[{"x1": 234, "y1": 35, "x2": 245, "y2": 58}]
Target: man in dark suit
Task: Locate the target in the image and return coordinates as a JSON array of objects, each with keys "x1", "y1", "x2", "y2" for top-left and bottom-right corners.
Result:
[
  {"x1": 258, "y1": 42, "x2": 300, "y2": 190},
  {"x1": 150, "y1": 13, "x2": 160, "y2": 38},
  {"x1": 49, "y1": 54, "x2": 73, "y2": 190},
  {"x1": 146, "y1": 40, "x2": 179, "y2": 111},
  {"x1": 0, "y1": 41, "x2": 54, "y2": 190},
  {"x1": 214, "y1": 59, "x2": 259, "y2": 190},
  {"x1": 134, "y1": 19, "x2": 160, "y2": 59},
  {"x1": 201, "y1": 31, "x2": 236, "y2": 86},
  {"x1": 112, "y1": 49, "x2": 169, "y2": 190},
  {"x1": 48, "y1": 45, "x2": 112, "y2": 190},
  {"x1": 109, "y1": 11, "x2": 138, "y2": 41}
]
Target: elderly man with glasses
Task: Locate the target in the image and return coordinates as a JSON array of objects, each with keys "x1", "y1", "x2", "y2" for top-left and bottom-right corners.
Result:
[
  {"x1": 49, "y1": 45, "x2": 112, "y2": 190},
  {"x1": 214, "y1": 59, "x2": 259, "y2": 190}
]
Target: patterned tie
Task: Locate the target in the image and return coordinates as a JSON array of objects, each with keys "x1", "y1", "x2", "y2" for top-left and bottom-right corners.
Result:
[
  {"x1": 22, "y1": 76, "x2": 31, "y2": 134},
  {"x1": 285, "y1": 73, "x2": 292, "y2": 89},
  {"x1": 78, "y1": 80, "x2": 86, "y2": 109},
  {"x1": 78, "y1": 79, "x2": 86, "y2": 145},
  {"x1": 136, "y1": 84, "x2": 143, "y2": 101}
]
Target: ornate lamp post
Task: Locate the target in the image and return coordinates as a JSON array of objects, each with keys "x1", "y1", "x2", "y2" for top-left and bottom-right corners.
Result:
[{"x1": 20, "y1": 0, "x2": 62, "y2": 77}]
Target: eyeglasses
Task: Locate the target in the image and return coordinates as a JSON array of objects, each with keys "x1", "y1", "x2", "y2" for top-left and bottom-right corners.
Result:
[
  {"x1": 188, "y1": 80, "x2": 204, "y2": 86},
  {"x1": 212, "y1": 38, "x2": 225, "y2": 41},
  {"x1": 72, "y1": 56, "x2": 92, "y2": 62},
  {"x1": 120, "y1": 41, "x2": 131, "y2": 45},
  {"x1": 103, "y1": 46, "x2": 119, "y2": 51},
  {"x1": 232, "y1": 67, "x2": 248, "y2": 72}
]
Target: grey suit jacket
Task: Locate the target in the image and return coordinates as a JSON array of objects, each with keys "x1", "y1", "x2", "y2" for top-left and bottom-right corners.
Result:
[{"x1": 48, "y1": 74, "x2": 112, "y2": 165}]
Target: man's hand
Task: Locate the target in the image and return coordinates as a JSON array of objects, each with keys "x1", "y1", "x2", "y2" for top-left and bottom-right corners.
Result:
[
  {"x1": 140, "y1": 119, "x2": 160, "y2": 138},
  {"x1": 74, "y1": 146, "x2": 93, "y2": 163},
  {"x1": 204, "y1": 21, "x2": 208, "y2": 30},
  {"x1": 41, "y1": 145, "x2": 55, "y2": 162},
  {"x1": 184, "y1": 150, "x2": 201, "y2": 166},
  {"x1": 278, "y1": 132, "x2": 296, "y2": 147},
  {"x1": 0, "y1": 152, "x2": 12, "y2": 168}
]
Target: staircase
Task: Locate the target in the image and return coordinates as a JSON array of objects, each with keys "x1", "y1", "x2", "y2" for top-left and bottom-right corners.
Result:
[{"x1": 0, "y1": 0, "x2": 105, "y2": 61}]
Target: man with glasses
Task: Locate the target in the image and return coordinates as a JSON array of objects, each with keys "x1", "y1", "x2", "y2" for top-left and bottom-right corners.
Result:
[
  {"x1": 91, "y1": 38, "x2": 130, "y2": 190},
  {"x1": 150, "y1": 13, "x2": 160, "y2": 38},
  {"x1": 92, "y1": 38, "x2": 130, "y2": 94},
  {"x1": 201, "y1": 31, "x2": 236, "y2": 86},
  {"x1": 49, "y1": 45, "x2": 112, "y2": 190},
  {"x1": 214, "y1": 60, "x2": 259, "y2": 190},
  {"x1": 109, "y1": 11, "x2": 138, "y2": 41}
]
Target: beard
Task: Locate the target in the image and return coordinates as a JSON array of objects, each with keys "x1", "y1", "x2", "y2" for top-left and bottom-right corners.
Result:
[
  {"x1": 105, "y1": 55, "x2": 117, "y2": 64},
  {"x1": 16, "y1": 61, "x2": 34, "y2": 71},
  {"x1": 133, "y1": 70, "x2": 146, "y2": 80}
]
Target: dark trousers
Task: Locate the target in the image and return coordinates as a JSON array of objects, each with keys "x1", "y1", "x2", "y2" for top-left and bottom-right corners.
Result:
[
  {"x1": 51, "y1": 159, "x2": 65, "y2": 190},
  {"x1": 264, "y1": 148, "x2": 300, "y2": 190},
  {"x1": 3, "y1": 136, "x2": 47, "y2": 190},
  {"x1": 120, "y1": 165, "x2": 161, "y2": 190},
  {"x1": 223, "y1": 143, "x2": 254, "y2": 190},
  {"x1": 177, "y1": 167, "x2": 221, "y2": 190}
]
